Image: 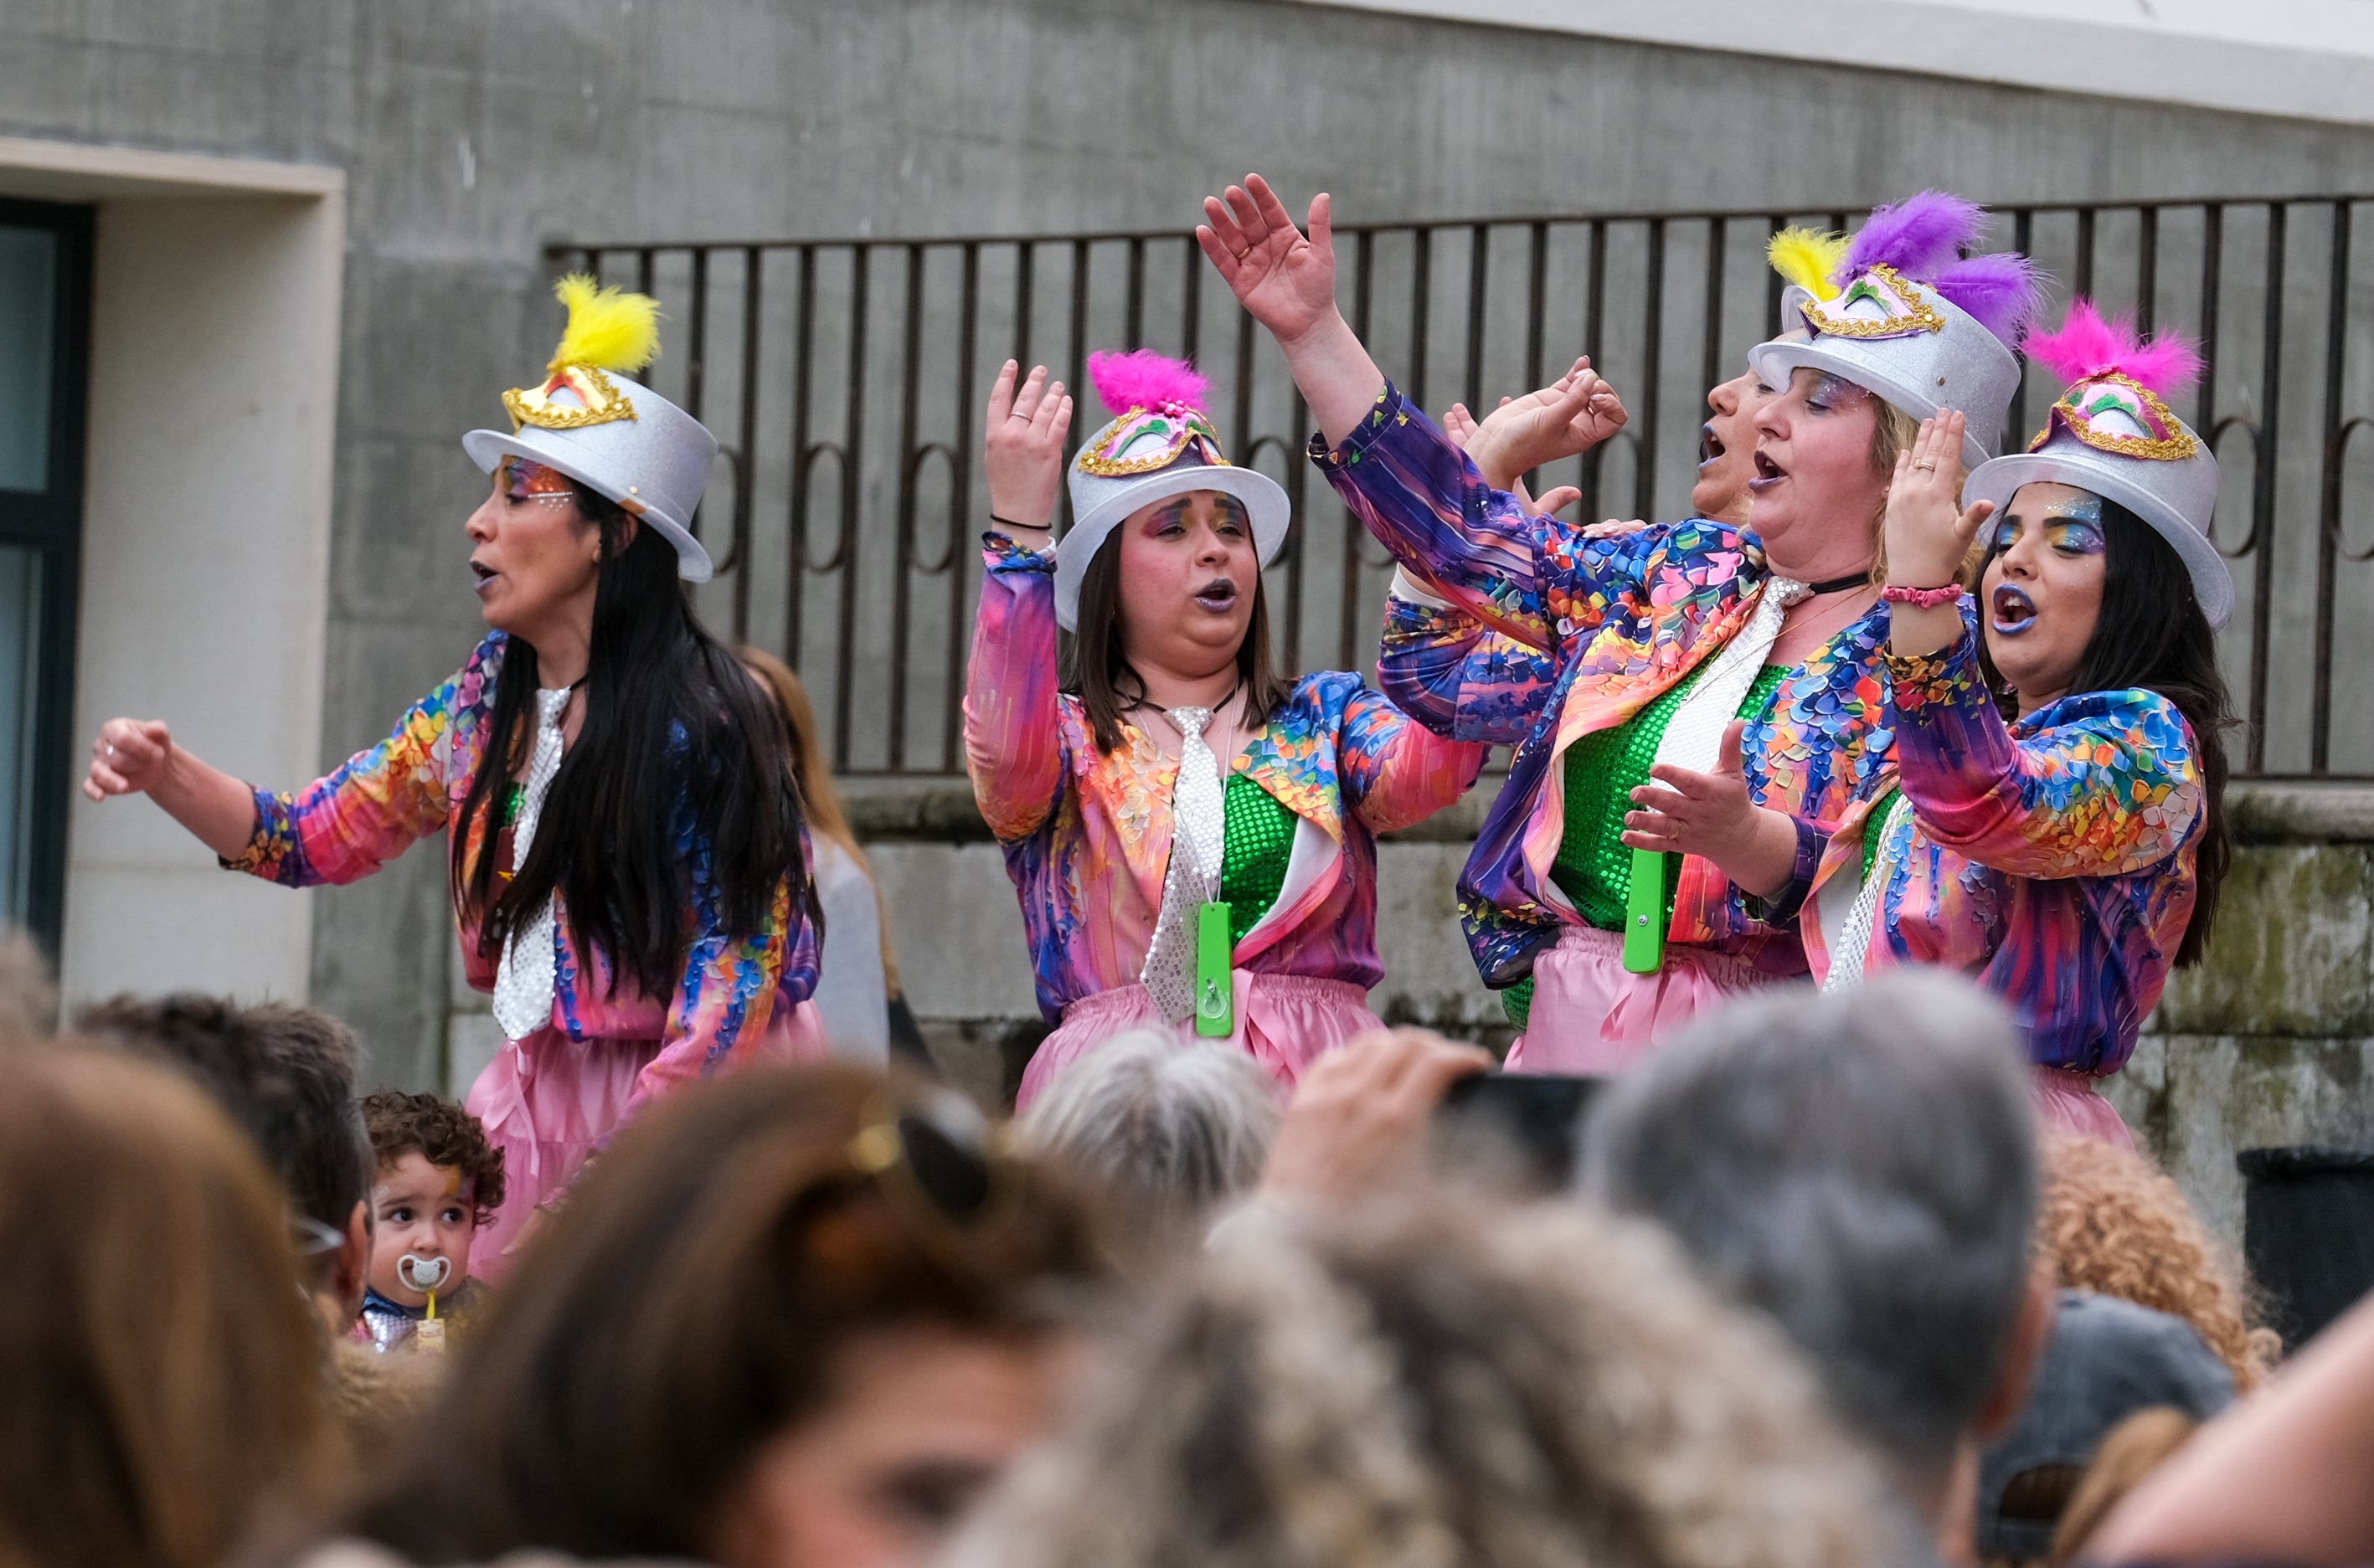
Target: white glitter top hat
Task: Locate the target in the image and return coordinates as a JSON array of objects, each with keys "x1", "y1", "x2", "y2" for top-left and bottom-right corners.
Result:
[
  {"x1": 1749, "y1": 192, "x2": 2045, "y2": 471},
  {"x1": 1056, "y1": 350, "x2": 1290, "y2": 632},
  {"x1": 1964, "y1": 299, "x2": 2232, "y2": 629},
  {"x1": 462, "y1": 275, "x2": 719, "y2": 583}
]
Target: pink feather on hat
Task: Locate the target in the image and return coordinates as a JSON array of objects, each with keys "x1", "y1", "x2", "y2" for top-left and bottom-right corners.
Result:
[
  {"x1": 1088, "y1": 349, "x2": 1211, "y2": 418},
  {"x1": 1934, "y1": 252, "x2": 2048, "y2": 349},
  {"x1": 2022, "y1": 299, "x2": 2204, "y2": 398},
  {"x1": 1838, "y1": 190, "x2": 1986, "y2": 283}
]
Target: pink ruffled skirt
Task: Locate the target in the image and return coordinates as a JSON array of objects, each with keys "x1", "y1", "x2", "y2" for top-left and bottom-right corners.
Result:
[
  {"x1": 2032, "y1": 1065, "x2": 2134, "y2": 1147},
  {"x1": 464, "y1": 997, "x2": 827, "y2": 1281},
  {"x1": 1017, "y1": 973, "x2": 1378, "y2": 1110},
  {"x1": 1504, "y1": 924, "x2": 1776, "y2": 1077}
]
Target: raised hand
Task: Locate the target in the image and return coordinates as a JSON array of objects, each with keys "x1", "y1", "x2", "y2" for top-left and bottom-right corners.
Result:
[
  {"x1": 1197, "y1": 174, "x2": 1337, "y2": 348},
  {"x1": 1446, "y1": 397, "x2": 1584, "y2": 519},
  {"x1": 1621, "y1": 720, "x2": 1802, "y2": 899},
  {"x1": 84, "y1": 717, "x2": 174, "y2": 802},
  {"x1": 1883, "y1": 409, "x2": 1993, "y2": 590},
  {"x1": 1462, "y1": 357, "x2": 1629, "y2": 489},
  {"x1": 982, "y1": 359, "x2": 1073, "y2": 533}
]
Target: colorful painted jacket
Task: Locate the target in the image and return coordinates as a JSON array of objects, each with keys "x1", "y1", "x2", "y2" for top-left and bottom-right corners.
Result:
[
  {"x1": 964, "y1": 536, "x2": 1486, "y2": 1020},
  {"x1": 224, "y1": 631, "x2": 817, "y2": 1109},
  {"x1": 1801, "y1": 628, "x2": 2205, "y2": 1075},
  {"x1": 1325, "y1": 382, "x2": 1894, "y2": 988}
]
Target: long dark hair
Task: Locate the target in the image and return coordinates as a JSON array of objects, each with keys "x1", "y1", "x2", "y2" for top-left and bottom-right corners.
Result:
[
  {"x1": 453, "y1": 485, "x2": 809, "y2": 999},
  {"x1": 1976, "y1": 501, "x2": 2233, "y2": 966},
  {"x1": 1063, "y1": 502, "x2": 1295, "y2": 756}
]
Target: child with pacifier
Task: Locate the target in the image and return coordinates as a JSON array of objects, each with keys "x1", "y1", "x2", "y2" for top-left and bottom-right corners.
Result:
[{"x1": 354, "y1": 1089, "x2": 506, "y2": 1353}]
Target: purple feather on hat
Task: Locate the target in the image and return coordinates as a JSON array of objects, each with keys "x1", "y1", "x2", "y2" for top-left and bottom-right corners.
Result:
[
  {"x1": 1934, "y1": 253, "x2": 2048, "y2": 349},
  {"x1": 1837, "y1": 190, "x2": 1986, "y2": 283}
]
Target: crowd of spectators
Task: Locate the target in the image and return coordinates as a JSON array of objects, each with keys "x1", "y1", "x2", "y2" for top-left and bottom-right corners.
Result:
[{"x1": 3, "y1": 954, "x2": 2367, "y2": 1568}]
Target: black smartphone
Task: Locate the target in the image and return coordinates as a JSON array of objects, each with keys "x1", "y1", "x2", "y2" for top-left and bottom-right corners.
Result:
[{"x1": 1432, "y1": 1071, "x2": 1606, "y2": 1193}]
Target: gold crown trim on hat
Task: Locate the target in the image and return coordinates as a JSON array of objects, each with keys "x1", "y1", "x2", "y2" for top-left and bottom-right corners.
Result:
[
  {"x1": 1797, "y1": 264, "x2": 1947, "y2": 340},
  {"x1": 504, "y1": 364, "x2": 640, "y2": 433},
  {"x1": 1074, "y1": 407, "x2": 1228, "y2": 477},
  {"x1": 2028, "y1": 372, "x2": 2201, "y2": 463}
]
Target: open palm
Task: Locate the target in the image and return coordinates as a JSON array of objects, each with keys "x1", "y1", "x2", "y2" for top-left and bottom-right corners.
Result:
[{"x1": 1197, "y1": 174, "x2": 1336, "y2": 346}]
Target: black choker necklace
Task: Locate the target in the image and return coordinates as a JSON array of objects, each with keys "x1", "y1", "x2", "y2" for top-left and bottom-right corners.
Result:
[{"x1": 1803, "y1": 571, "x2": 1872, "y2": 597}]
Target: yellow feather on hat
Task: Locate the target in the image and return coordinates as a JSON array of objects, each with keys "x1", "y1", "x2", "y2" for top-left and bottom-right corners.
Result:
[
  {"x1": 548, "y1": 274, "x2": 662, "y2": 376},
  {"x1": 1766, "y1": 227, "x2": 1849, "y2": 302}
]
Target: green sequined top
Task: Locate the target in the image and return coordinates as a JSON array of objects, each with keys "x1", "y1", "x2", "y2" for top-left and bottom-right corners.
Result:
[
  {"x1": 1218, "y1": 772, "x2": 1297, "y2": 945},
  {"x1": 1501, "y1": 663, "x2": 1790, "y2": 1028}
]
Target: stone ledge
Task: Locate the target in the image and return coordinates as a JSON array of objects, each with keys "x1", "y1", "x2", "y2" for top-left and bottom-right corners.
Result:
[{"x1": 846, "y1": 775, "x2": 2374, "y2": 846}]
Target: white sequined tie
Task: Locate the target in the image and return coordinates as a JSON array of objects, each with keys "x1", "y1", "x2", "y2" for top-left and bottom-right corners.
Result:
[
  {"x1": 1824, "y1": 793, "x2": 1914, "y2": 992},
  {"x1": 1141, "y1": 706, "x2": 1225, "y2": 1023},
  {"x1": 1651, "y1": 575, "x2": 1811, "y2": 774},
  {"x1": 492, "y1": 685, "x2": 574, "y2": 1041}
]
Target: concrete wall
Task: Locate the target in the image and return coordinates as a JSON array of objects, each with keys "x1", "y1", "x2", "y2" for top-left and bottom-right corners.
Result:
[{"x1": 12, "y1": 0, "x2": 2374, "y2": 1087}]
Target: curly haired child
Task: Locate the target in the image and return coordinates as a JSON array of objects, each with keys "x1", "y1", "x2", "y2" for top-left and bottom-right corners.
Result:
[{"x1": 355, "y1": 1090, "x2": 506, "y2": 1350}]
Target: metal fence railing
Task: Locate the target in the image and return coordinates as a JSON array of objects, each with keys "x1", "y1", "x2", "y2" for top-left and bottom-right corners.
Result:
[{"x1": 555, "y1": 193, "x2": 2374, "y2": 779}]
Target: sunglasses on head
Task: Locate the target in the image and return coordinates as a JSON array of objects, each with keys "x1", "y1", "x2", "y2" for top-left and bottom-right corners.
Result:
[{"x1": 845, "y1": 1087, "x2": 1007, "y2": 1230}]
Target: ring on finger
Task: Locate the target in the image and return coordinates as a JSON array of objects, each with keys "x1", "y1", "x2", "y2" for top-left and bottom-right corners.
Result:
[{"x1": 1913, "y1": 460, "x2": 1938, "y2": 471}]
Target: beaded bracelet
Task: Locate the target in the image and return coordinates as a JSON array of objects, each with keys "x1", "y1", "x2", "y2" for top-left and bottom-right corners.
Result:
[{"x1": 1879, "y1": 583, "x2": 1964, "y2": 609}]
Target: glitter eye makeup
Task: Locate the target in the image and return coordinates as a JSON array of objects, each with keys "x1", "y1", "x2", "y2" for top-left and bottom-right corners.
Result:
[
  {"x1": 497, "y1": 456, "x2": 576, "y2": 504},
  {"x1": 1805, "y1": 371, "x2": 1871, "y2": 412}
]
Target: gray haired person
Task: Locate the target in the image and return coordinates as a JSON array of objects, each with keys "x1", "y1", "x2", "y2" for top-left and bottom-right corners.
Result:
[
  {"x1": 1580, "y1": 972, "x2": 2054, "y2": 1556},
  {"x1": 1013, "y1": 1031, "x2": 1280, "y2": 1261}
]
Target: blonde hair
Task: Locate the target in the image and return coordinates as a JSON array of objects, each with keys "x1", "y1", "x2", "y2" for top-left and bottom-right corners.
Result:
[
  {"x1": 2037, "y1": 1136, "x2": 2281, "y2": 1392},
  {"x1": 2047, "y1": 1406, "x2": 2201, "y2": 1567},
  {"x1": 738, "y1": 645, "x2": 903, "y2": 994},
  {"x1": 946, "y1": 1197, "x2": 1899, "y2": 1568},
  {"x1": 0, "y1": 1045, "x2": 327, "y2": 1568}
]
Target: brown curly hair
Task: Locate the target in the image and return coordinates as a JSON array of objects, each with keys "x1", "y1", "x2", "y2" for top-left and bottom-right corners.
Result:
[
  {"x1": 362, "y1": 1090, "x2": 507, "y2": 1228},
  {"x1": 2037, "y1": 1136, "x2": 2280, "y2": 1392}
]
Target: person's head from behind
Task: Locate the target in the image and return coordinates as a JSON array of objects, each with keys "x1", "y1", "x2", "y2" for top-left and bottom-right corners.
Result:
[
  {"x1": 945, "y1": 1195, "x2": 1897, "y2": 1568},
  {"x1": 1581, "y1": 973, "x2": 2048, "y2": 1519},
  {"x1": 342, "y1": 1065, "x2": 1110, "y2": 1568},
  {"x1": 2037, "y1": 1134, "x2": 2278, "y2": 1392},
  {"x1": 75, "y1": 994, "x2": 372, "y2": 1324},
  {"x1": 0, "y1": 1045, "x2": 324, "y2": 1568},
  {"x1": 1013, "y1": 1032, "x2": 1279, "y2": 1264},
  {"x1": 359, "y1": 1090, "x2": 505, "y2": 1312}
]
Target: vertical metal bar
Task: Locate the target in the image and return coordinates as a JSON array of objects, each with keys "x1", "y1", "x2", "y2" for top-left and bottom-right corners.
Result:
[
  {"x1": 1125, "y1": 235, "x2": 1146, "y2": 349},
  {"x1": 730, "y1": 245, "x2": 763, "y2": 643},
  {"x1": 2247, "y1": 203, "x2": 2286, "y2": 775},
  {"x1": 1409, "y1": 226, "x2": 1433, "y2": 413},
  {"x1": 2137, "y1": 205, "x2": 2160, "y2": 336},
  {"x1": 1341, "y1": 230, "x2": 1378, "y2": 673},
  {"x1": 785, "y1": 244, "x2": 816, "y2": 667},
  {"x1": 944, "y1": 241, "x2": 981, "y2": 771},
  {"x1": 2312, "y1": 201, "x2": 2351, "y2": 774},
  {"x1": 1285, "y1": 390, "x2": 1309, "y2": 669},
  {"x1": 1067, "y1": 239, "x2": 1089, "y2": 419},
  {"x1": 685, "y1": 246, "x2": 710, "y2": 420},
  {"x1": 1522, "y1": 221, "x2": 1548, "y2": 496},
  {"x1": 2198, "y1": 205, "x2": 2225, "y2": 445},
  {"x1": 1180, "y1": 235, "x2": 1202, "y2": 362},
  {"x1": 636, "y1": 247, "x2": 654, "y2": 296},
  {"x1": 1636, "y1": 218, "x2": 1666, "y2": 522},
  {"x1": 833, "y1": 245, "x2": 871, "y2": 773},
  {"x1": 1700, "y1": 215, "x2": 1727, "y2": 408},
  {"x1": 2008, "y1": 209, "x2": 2036, "y2": 450},
  {"x1": 1580, "y1": 218, "x2": 1609, "y2": 522},
  {"x1": 888, "y1": 242, "x2": 925, "y2": 771},
  {"x1": 2074, "y1": 207, "x2": 2096, "y2": 301},
  {"x1": 1464, "y1": 222, "x2": 1490, "y2": 415},
  {"x1": 1013, "y1": 240, "x2": 1035, "y2": 366},
  {"x1": 1233, "y1": 306, "x2": 1257, "y2": 464},
  {"x1": 1765, "y1": 214, "x2": 1786, "y2": 338}
]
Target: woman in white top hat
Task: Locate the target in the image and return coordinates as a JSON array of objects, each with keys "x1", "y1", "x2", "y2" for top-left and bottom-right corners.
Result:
[
  {"x1": 83, "y1": 278, "x2": 823, "y2": 1269},
  {"x1": 1203, "y1": 175, "x2": 2041, "y2": 1072},
  {"x1": 1631, "y1": 300, "x2": 2236, "y2": 1143},
  {"x1": 966, "y1": 350, "x2": 1486, "y2": 1108}
]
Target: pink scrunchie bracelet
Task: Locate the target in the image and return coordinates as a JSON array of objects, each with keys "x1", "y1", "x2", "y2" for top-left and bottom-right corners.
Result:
[{"x1": 1880, "y1": 584, "x2": 1964, "y2": 609}]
